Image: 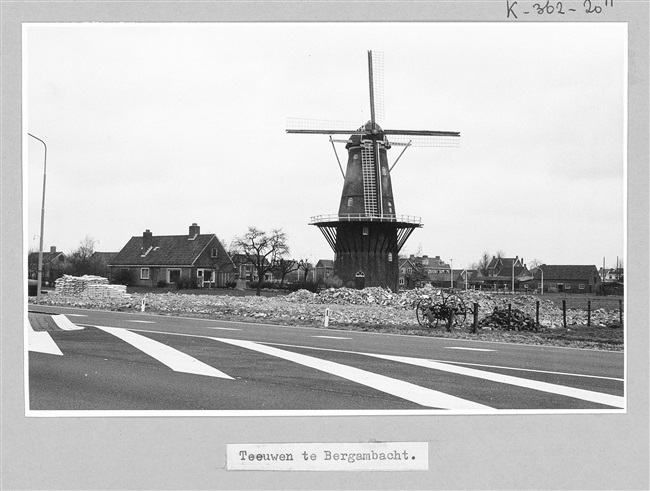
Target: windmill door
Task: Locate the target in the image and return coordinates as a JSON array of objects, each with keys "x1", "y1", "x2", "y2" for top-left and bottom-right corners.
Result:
[{"x1": 355, "y1": 271, "x2": 366, "y2": 290}]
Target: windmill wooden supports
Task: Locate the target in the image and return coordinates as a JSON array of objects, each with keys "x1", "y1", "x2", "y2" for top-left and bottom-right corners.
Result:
[{"x1": 311, "y1": 216, "x2": 421, "y2": 291}]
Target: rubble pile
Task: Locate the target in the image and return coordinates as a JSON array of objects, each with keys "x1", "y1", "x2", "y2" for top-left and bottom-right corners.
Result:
[
  {"x1": 479, "y1": 306, "x2": 539, "y2": 331},
  {"x1": 33, "y1": 281, "x2": 622, "y2": 330}
]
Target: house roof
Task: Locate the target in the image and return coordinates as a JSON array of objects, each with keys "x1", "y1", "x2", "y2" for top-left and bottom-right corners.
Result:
[
  {"x1": 91, "y1": 251, "x2": 118, "y2": 263},
  {"x1": 28, "y1": 251, "x2": 65, "y2": 263},
  {"x1": 111, "y1": 234, "x2": 219, "y2": 266},
  {"x1": 316, "y1": 259, "x2": 334, "y2": 268},
  {"x1": 535, "y1": 265, "x2": 599, "y2": 280}
]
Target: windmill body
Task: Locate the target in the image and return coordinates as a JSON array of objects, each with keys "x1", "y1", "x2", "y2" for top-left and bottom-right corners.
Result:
[{"x1": 287, "y1": 51, "x2": 459, "y2": 291}]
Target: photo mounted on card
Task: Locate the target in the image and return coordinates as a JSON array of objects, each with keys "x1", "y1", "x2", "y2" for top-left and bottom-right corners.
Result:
[{"x1": 25, "y1": 21, "x2": 626, "y2": 417}]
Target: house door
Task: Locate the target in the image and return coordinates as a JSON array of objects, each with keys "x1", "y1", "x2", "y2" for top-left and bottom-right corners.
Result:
[
  {"x1": 558, "y1": 283, "x2": 564, "y2": 293},
  {"x1": 168, "y1": 269, "x2": 181, "y2": 284},
  {"x1": 355, "y1": 271, "x2": 365, "y2": 290}
]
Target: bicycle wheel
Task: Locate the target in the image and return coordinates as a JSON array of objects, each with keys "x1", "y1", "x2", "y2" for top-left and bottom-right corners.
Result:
[{"x1": 416, "y1": 299, "x2": 433, "y2": 327}]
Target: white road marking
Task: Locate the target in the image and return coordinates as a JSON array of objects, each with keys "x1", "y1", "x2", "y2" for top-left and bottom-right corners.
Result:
[
  {"x1": 27, "y1": 322, "x2": 63, "y2": 356},
  {"x1": 265, "y1": 342, "x2": 623, "y2": 383},
  {"x1": 311, "y1": 336, "x2": 352, "y2": 340},
  {"x1": 94, "y1": 326, "x2": 233, "y2": 379},
  {"x1": 210, "y1": 337, "x2": 495, "y2": 411},
  {"x1": 62, "y1": 314, "x2": 87, "y2": 317},
  {"x1": 428, "y1": 359, "x2": 624, "y2": 382},
  {"x1": 126, "y1": 320, "x2": 156, "y2": 324},
  {"x1": 52, "y1": 315, "x2": 84, "y2": 331},
  {"x1": 361, "y1": 352, "x2": 625, "y2": 409},
  {"x1": 445, "y1": 347, "x2": 495, "y2": 352},
  {"x1": 206, "y1": 327, "x2": 242, "y2": 331}
]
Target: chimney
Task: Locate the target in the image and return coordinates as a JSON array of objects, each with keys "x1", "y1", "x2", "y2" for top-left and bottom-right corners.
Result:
[
  {"x1": 50, "y1": 246, "x2": 56, "y2": 253},
  {"x1": 189, "y1": 223, "x2": 200, "y2": 237},
  {"x1": 143, "y1": 229, "x2": 153, "y2": 250}
]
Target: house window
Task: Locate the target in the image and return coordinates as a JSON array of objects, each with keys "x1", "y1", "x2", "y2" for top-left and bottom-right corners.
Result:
[
  {"x1": 407, "y1": 268, "x2": 412, "y2": 274},
  {"x1": 362, "y1": 226, "x2": 369, "y2": 236},
  {"x1": 140, "y1": 268, "x2": 149, "y2": 280},
  {"x1": 211, "y1": 248, "x2": 218, "y2": 258},
  {"x1": 399, "y1": 277, "x2": 405, "y2": 285},
  {"x1": 565, "y1": 283, "x2": 571, "y2": 290},
  {"x1": 579, "y1": 284, "x2": 585, "y2": 290}
]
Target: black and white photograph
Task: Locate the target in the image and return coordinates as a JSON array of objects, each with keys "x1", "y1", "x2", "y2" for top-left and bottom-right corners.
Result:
[
  {"x1": 24, "y1": 22, "x2": 626, "y2": 415},
  {"x1": 2, "y1": 1, "x2": 648, "y2": 489}
]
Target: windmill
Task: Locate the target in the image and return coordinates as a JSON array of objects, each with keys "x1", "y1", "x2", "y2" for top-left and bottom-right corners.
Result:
[{"x1": 287, "y1": 51, "x2": 460, "y2": 291}]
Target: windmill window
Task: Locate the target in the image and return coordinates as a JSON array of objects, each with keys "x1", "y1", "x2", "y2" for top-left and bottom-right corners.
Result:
[
  {"x1": 348, "y1": 198, "x2": 353, "y2": 207},
  {"x1": 362, "y1": 226, "x2": 369, "y2": 236},
  {"x1": 388, "y1": 253, "x2": 393, "y2": 262},
  {"x1": 382, "y1": 167, "x2": 387, "y2": 176}
]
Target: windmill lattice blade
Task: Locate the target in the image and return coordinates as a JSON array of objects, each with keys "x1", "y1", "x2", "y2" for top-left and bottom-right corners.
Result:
[
  {"x1": 286, "y1": 117, "x2": 363, "y2": 134},
  {"x1": 369, "y1": 51, "x2": 385, "y2": 124},
  {"x1": 387, "y1": 134, "x2": 460, "y2": 148}
]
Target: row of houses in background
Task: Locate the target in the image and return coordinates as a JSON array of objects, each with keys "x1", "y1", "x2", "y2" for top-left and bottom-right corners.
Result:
[
  {"x1": 398, "y1": 255, "x2": 622, "y2": 294},
  {"x1": 28, "y1": 223, "x2": 623, "y2": 295}
]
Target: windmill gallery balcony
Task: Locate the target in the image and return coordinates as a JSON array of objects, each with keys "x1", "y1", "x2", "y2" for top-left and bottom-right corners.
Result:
[{"x1": 310, "y1": 213, "x2": 423, "y2": 226}]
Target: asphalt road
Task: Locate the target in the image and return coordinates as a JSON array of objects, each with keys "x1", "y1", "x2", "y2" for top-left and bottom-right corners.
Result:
[{"x1": 27, "y1": 305, "x2": 625, "y2": 413}]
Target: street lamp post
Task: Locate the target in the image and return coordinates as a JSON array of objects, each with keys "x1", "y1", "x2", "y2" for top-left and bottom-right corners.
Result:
[
  {"x1": 449, "y1": 259, "x2": 453, "y2": 289},
  {"x1": 536, "y1": 267, "x2": 544, "y2": 295},
  {"x1": 28, "y1": 133, "x2": 47, "y2": 302}
]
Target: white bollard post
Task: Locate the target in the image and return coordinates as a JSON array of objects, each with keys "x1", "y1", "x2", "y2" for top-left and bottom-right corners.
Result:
[
  {"x1": 324, "y1": 308, "x2": 331, "y2": 327},
  {"x1": 141, "y1": 299, "x2": 146, "y2": 312}
]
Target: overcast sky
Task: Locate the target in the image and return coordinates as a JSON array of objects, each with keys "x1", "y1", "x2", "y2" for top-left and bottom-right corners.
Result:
[{"x1": 25, "y1": 22, "x2": 626, "y2": 269}]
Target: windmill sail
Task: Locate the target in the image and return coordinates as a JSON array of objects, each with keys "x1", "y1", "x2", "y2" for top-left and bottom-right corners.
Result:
[{"x1": 286, "y1": 50, "x2": 459, "y2": 290}]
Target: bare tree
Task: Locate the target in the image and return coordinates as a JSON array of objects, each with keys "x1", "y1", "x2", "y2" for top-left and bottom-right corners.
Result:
[
  {"x1": 274, "y1": 258, "x2": 300, "y2": 288},
  {"x1": 495, "y1": 250, "x2": 505, "y2": 259},
  {"x1": 477, "y1": 251, "x2": 491, "y2": 276},
  {"x1": 65, "y1": 235, "x2": 102, "y2": 277},
  {"x1": 529, "y1": 258, "x2": 544, "y2": 269},
  {"x1": 297, "y1": 259, "x2": 313, "y2": 283},
  {"x1": 231, "y1": 227, "x2": 289, "y2": 296}
]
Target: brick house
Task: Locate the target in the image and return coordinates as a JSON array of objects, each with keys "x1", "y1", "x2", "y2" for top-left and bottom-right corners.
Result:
[
  {"x1": 314, "y1": 259, "x2": 334, "y2": 284},
  {"x1": 532, "y1": 265, "x2": 602, "y2": 294},
  {"x1": 109, "y1": 223, "x2": 236, "y2": 287},
  {"x1": 28, "y1": 246, "x2": 66, "y2": 285},
  {"x1": 480, "y1": 256, "x2": 530, "y2": 291}
]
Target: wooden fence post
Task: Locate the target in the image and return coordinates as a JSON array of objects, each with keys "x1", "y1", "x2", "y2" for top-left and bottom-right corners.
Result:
[
  {"x1": 587, "y1": 300, "x2": 591, "y2": 327},
  {"x1": 536, "y1": 300, "x2": 540, "y2": 329},
  {"x1": 562, "y1": 299, "x2": 567, "y2": 328},
  {"x1": 472, "y1": 302, "x2": 479, "y2": 333},
  {"x1": 619, "y1": 299, "x2": 623, "y2": 325},
  {"x1": 508, "y1": 303, "x2": 512, "y2": 329}
]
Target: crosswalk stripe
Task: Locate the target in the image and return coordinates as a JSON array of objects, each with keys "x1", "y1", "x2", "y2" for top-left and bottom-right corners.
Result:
[
  {"x1": 361, "y1": 353, "x2": 625, "y2": 409},
  {"x1": 311, "y1": 336, "x2": 352, "y2": 340},
  {"x1": 94, "y1": 326, "x2": 233, "y2": 379},
  {"x1": 209, "y1": 337, "x2": 495, "y2": 411},
  {"x1": 445, "y1": 347, "x2": 495, "y2": 352},
  {"x1": 52, "y1": 315, "x2": 84, "y2": 331},
  {"x1": 27, "y1": 322, "x2": 63, "y2": 356}
]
